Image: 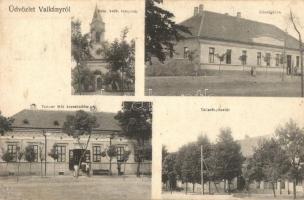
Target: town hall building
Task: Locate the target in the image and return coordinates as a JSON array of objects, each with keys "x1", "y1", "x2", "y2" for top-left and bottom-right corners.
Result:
[
  {"x1": 0, "y1": 106, "x2": 151, "y2": 176},
  {"x1": 174, "y1": 5, "x2": 301, "y2": 74}
]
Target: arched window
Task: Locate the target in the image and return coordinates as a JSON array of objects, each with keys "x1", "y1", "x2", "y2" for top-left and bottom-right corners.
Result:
[{"x1": 96, "y1": 32, "x2": 101, "y2": 42}]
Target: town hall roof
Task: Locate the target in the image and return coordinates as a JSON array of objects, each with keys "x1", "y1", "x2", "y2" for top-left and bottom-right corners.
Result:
[
  {"x1": 180, "y1": 10, "x2": 300, "y2": 50},
  {"x1": 11, "y1": 109, "x2": 121, "y2": 131}
]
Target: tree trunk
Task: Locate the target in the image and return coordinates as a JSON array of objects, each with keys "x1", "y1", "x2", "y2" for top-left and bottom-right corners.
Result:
[
  {"x1": 76, "y1": 64, "x2": 82, "y2": 95},
  {"x1": 29, "y1": 162, "x2": 32, "y2": 175},
  {"x1": 53, "y1": 161, "x2": 56, "y2": 176},
  {"x1": 186, "y1": 182, "x2": 188, "y2": 194},
  {"x1": 208, "y1": 181, "x2": 211, "y2": 194},
  {"x1": 193, "y1": 182, "x2": 195, "y2": 193},
  {"x1": 136, "y1": 160, "x2": 141, "y2": 177},
  {"x1": 76, "y1": 134, "x2": 92, "y2": 177},
  {"x1": 271, "y1": 182, "x2": 276, "y2": 198},
  {"x1": 40, "y1": 161, "x2": 43, "y2": 177},
  {"x1": 109, "y1": 157, "x2": 112, "y2": 175},
  {"x1": 17, "y1": 161, "x2": 20, "y2": 182},
  {"x1": 224, "y1": 180, "x2": 226, "y2": 193},
  {"x1": 293, "y1": 180, "x2": 296, "y2": 199},
  {"x1": 124, "y1": 160, "x2": 126, "y2": 174}
]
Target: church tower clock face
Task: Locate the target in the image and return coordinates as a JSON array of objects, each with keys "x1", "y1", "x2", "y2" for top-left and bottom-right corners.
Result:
[{"x1": 89, "y1": 5, "x2": 106, "y2": 59}]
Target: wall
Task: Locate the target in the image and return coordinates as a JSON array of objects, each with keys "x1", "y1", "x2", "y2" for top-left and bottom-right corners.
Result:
[
  {"x1": 0, "y1": 131, "x2": 151, "y2": 176},
  {"x1": 199, "y1": 39, "x2": 300, "y2": 71}
]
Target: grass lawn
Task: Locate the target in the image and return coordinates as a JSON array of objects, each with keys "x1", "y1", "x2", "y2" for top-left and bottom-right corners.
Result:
[
  {"x1": 73, "y1": 91, "x2": 134, "y2": 96},
  {"x1": 162, "y1": 191, "x2": 304, "y2": 200},
  {"x1": 0, "y1": 176, "x2": 151, "y2": 200},
  {"x1": 145, "y1": 71, "x2": 303, "y2": 97}
]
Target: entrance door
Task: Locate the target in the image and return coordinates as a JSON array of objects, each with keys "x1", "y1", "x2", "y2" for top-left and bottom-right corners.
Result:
[
  {"x1": 287, "y1": 55, "x2": 292, "y2": 74},
  {"x1": 96, "y1": 77, "x2": 103, "y2": 90},
  {"x1": 69, "y1": 149, "x2": 90, "y2": 170}
]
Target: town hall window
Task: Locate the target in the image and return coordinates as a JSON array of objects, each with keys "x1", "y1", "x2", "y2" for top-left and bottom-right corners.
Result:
[
  {"x1": 241, "y1": 50, "x2": 247, "y2": 65},
  {"x1": 257, "y1": 52, "x2": 261, "y2": 65},
  {"x1": 209, "y1": 47, "x2": 215, "y2": 63},
  {"x1": 184, "y1": 47, "x2": 189, "y2": 59},
  {"x1": 275, "y1": 54, "x2": 280, "y2": 67},
  {"x1": 92, "y1": 146, "x2": 101, "y2": 162},
  {"x1": 30, "y1": 145, "x2": 39, "y2": 162},
  {"x1": 55, "y1": 145, "x2": 66, "y2": 162},
  {"x1": 265, "y1": 53, "x2": 271, "y2": 66},
  {"x1": 116, "y1": 146, "x2": 124, "y2": 162},
  {"x1": 296, "y1": 56, "x2": 300, "y2": 67},
  {"x1": 226, "y1": 49, "x2": 231, "y2": 64},
  {"x1": 7, "y1": 144, "x2": 17, "y2": 162}
]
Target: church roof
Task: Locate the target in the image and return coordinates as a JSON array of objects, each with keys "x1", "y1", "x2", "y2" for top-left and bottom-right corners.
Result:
[
  {"x1": 237, "y1": 135, "x2": 271, "y2": 157},
  {"x1": 91, "y1": 5, "x2": 104, "y2": 24},
  {"x1": 11, "y1": 109, "x2": 121, "y2": 131},
  {"x1": 180, "y1": 10, "x2": 300, "y2": 50}
]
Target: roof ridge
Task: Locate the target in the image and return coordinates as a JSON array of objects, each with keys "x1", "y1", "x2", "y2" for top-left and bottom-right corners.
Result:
[{"x1": 204, "y1": 10, "x2": 285, "y2": 30}]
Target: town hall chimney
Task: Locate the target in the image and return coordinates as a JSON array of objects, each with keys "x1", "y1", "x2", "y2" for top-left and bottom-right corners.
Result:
[
  {"x1": 237, "y1": 12, "x2": 241, "y2": 18},
  {"x1": 194, "y1": 7, "x2": 198, "y2": 16},
  {"x1": 198, "y1": 4, "x2": 204, "y2": 15}
]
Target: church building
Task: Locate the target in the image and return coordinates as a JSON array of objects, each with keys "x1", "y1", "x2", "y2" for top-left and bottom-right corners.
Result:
[{"x1": 86, "y1": 5, "x2": 109, "y2": 91}]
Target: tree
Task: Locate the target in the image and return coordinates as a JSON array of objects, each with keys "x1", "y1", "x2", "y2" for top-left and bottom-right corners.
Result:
[
  {"x1": 215, "y1": 53, "x2": 226, "y2": 73},
  {"x1": 48, "y1": 144, "x2": 59, "y2": 177},
  {"x1": 289, "y1": 10, "x2": 303, "y2": 97},
  {"x1": 122, "y1": 149, "x2": 131, "y2": 176},
  {"x1": 250, "y1": 138, "x2": 289, "y2": 197},
  {"x1": 145, "y1": 0, "x2": 191, "y2": 63},
  {"x1": 1, "y1": 150, "x2": 14, "y2": 172},
  {"x1": 162, "y1": 145, "x2": 169, "y2": 163},
  {"x1": 16, "y1": 146, "x2": 24, "y2": 182},
  {"x1": 106, "y1": 144, "x2": 117, "y2": 175},
  {"x1": 71, "y1": 66, "x2": 95, "y2": 93},
  {"x1": 114, "y1": 102, "x2": 152, "y2": 177},
  {"x1": 39, "y1": 144, "x2": 45, "y2": 177},
  {"x1": 181, "y1": 143, "x2": 201, "y2": 193},
  {"x1": 162, "y1": 153, "x2": 177, "y2": 193},
  {"x1": 213, "y1": 128, "x2": 244, "y2": 193},
  {"x1": 62, "y1": 110, "x2": 99, "y2": 177},
  {"x1": 275, "y1": 119, "x2": 304, "y2": 199},
  {"x1": 104, "y1": 28, "x2": 135, "y2": 93},
  {"x1": 25, "y1": 145, "x2": 36, "y2": 175},
  {"x1": 0, "y1": 111, "x2": 14, "y2": 136},
  {"x1": 71, "y1": 19, "x2": 92, "y2": 94}
]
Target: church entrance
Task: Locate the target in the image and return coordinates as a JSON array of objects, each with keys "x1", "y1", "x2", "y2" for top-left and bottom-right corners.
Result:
[{"x1": 96, "y1": 77, "x2": 103, "y2": 90}]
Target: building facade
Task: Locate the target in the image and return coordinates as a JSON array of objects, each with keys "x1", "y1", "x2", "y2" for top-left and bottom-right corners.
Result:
[
  {"x1": 0, "y1": 107, "x2": 151, "y2": 176},
  {"x1": 174, "y1": 5, "x2": 301, "y2": 74}
]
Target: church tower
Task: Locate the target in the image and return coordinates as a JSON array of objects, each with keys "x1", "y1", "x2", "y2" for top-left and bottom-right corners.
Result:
[
  {"x1": 90, "y1": 5, "x2": 105, "y2": 44},
  {"x1": 89, "y1": 5, "x2": 106, "y2": 59}
]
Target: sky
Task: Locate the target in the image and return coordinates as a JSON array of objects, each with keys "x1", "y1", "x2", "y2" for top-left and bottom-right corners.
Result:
[
  {"x1": 160, "y1": 0, "x2": 304, "y2": 39},
  {"x1": 70, "y1": 0, "x2": 143, "y2": 42},
  {"x1": 155, "y1": 98, "x2": 304, "y2": 152}
]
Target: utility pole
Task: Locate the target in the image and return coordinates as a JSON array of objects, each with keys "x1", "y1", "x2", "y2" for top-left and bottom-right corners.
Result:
[
  {"x1": 201, "y1": 145, "x2": 204, "y2": 195},
  {"x1": 282, "y1": 29, "x2": 287, "y2": 82}
]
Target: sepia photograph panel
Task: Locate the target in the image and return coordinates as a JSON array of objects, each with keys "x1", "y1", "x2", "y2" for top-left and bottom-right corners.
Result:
[
  {"x1": 71, "y1": 0, "x2": 142, "y2": 96},
  {"x1": 157, "y1": 100, "x2": 304, "y2": 199},
  {"x1": 0, "y1": 101, "x2": 152, "y2": 200},
  {"x1": 145, "y1": 0, "x2": 304, "y2": 97}
]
